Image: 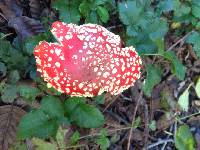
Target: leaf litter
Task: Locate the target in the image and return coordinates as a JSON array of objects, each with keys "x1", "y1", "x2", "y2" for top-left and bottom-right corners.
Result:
[{"x1": 0, "y1": 0, "x2": 200, "y2": 149}]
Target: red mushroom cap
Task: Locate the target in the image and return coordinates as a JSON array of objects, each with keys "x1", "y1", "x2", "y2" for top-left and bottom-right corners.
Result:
[{"x1": 34, "y1": 21, "x2": 142, "y2": 97}]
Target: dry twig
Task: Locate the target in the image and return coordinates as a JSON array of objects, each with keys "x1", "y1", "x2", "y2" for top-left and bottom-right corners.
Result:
[{"x1": 127, "y1": 91, "x2": 143, "y2": 150}]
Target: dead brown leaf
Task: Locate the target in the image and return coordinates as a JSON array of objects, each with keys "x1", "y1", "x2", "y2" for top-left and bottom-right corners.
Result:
[
  {"x1": 29, "y1": 0, "x2": 41, "y2": 19},
  {"x1": 0, "y1": 105, "x2": 26, "y2": 150},
  {"x1": 0, "y1": 0, "x2": 23, "y2": 20},
  {"x1": 156, "y1": 112, "x2": 175, "y2": 131},
  {"x1": 8, "y1": 16, "x2": 44, "y2": 39}
]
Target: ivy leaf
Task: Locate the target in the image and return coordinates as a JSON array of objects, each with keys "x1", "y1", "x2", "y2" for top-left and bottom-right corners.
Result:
[
  {"x1": 96, "y1": 6, "x2": 109, "y2": 23},
  {"x1": 1, "y1": 84, "x2": 18, "y2": 103},
  {"x1": 64, "y1": 98, "x2": 104, "y2": 128},
  {"x1": 41, "y1": 96, "x2": 64, "y2": 119},
  {"x1": 186, "y1": 31, "x2": 200, "y2": 58},
  {"x1": 52, "y1": 0, "x2": 81, "y2": 24},
  {"x1": 175, "y1": 125, "x2": 195, "y2": 150},
  {"x1": 18, "y1": 85, "x2": 40, "y2": 101},
  {"x1": 17, "y1": 110, "x2": 58, "y2": 139},
  {"x1": 178, "y1": 84, "x2": 192, "y2": 112},
  {"x1": 195, "y1": 77, "x2": 200, "y2": 98},
  {"x1": 142, "y1": 64, "x2": 162, "y2": 97},
  {"x1": 163, "y1": 51, "x2": 186, "y2": 80}
]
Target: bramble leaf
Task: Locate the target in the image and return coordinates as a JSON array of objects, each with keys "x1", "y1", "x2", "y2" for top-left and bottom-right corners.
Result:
[
  {"x1": 17, "y1": 110, "x2": 58, "y2": 139},
  {"x1": 118, "y1": 1, "x2": 142, "y2": 25},
  {"x1": 41, "y1": 96, "x2": 64, "y2": 119},
  {"x1": 64, "y1": 98, "x2": 104, "y2": 128}
]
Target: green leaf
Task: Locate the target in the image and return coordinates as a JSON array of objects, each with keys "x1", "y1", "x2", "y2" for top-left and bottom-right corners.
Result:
[
  {"x1": 84, "y1": 10, "x2": 99, "y2": 23},
  {"x1": 23, "y1": 34, "x2": 47, "y2": 56},
  {"x1": 1, "y1": 84, "x2": 18, "y2": 103},
  {"x1": 17, "y1": 110, "x2": 58, "y2": 139},
  {"x1": 64, "y1": 97, "x2": 85, "y2": 115},
  {"x1": 96, "y1": 129, "x2": 110, "y2": 150},
  {"x1": 118, "y1": 1, "x2": 142, "y2": 25},
  {"x1": 41, "y1": 96, "x2": 64, "y2": 119},
  {"x1": 19, "y1": 85, "x2": 40, "y2": 101},
  {"x1": 70, "y1": 131, "x2": 80, "y2": 145},
  {"x1": 173, "y1": 0, "x2": 191, "y2": 17},
  {"x1": 94, "y1": 0, "x2": 107, "y2": 6},
  {"x1": 178, "y1": 84, "x2": 192, "y2": 111},
  {"x1": 0, "y1": 40, "x2": 28, "y2": 70},
  {"x1": 32, "y1": 138, "x2": 56, "y2": 150},
  {"x1": 94, "y1": 93, "x2": 105, "y2": 105},
  {"x1": 142, "y1": 64, "x2": 162, "y2": 97},
  {"x1": 163, "y1": 51, "x2": 186, "y2": 80},
  {"x1": 195, "y1": 77, "x2": 200, "y2": 98},
  {"x1": 149, "y1": 120, "x2": 156, "y2": 131},
  {"x1": 133, "y1": 117, "x2": 141, "y2": 129},
  {"x1": 56, "y1": 127, "x2": 68, "y2": 148},
  {"x1": 154, "y1": 38, "x2": 165, "y2": 54},
  {"x1": 79, "y1": 1, "x2": 91, "y2": 17},
  {"x1": 148, "y1": 19, "x2": 168, "y2": 42},
  {"x1": 186, "y1": 31, "x2": 200, "y2": 58},
  {"x1": 175, "y1": 125, "x2": 195, "y2": 150},
  {"x1": 8, "y1": 70, "x2": 20, "y2": 84},
  {"x1": 158, "y1": 0, "x2": 173, "y2": 12},
  {"x1": 192, "y1": 5, "x2": 200, "y2": 18},
  {"x1": 0, "y1": 62, "x2": 6, "y2": 78},
  {"x1": 71, "y1": 103, "x2": 104, "y2": 128},
  {"x1": 64, "y1": 98, "x2": 104, "y2": 128},
  {"x1": 52, "y1": 0, "x2": 81, "y2": 24},
  {"x1": 97, "y1": 6, "x2": 109, "y2": 23}
]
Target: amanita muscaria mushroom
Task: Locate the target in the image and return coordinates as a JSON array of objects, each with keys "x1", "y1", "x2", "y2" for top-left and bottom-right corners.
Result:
[{"x1": 34, "y1": 21, "x2": 142, "y2": 97}]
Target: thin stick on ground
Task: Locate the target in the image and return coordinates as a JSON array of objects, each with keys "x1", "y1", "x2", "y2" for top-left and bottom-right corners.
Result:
[
  {"x1": 167, "y1": 30, "x2": 194, "y2": 51},
  {"x1": 147, "y1": 139, "x2": 174, "y2": 149},
  {"x1": 79, "y1": 126, "x2": 133, "y2": 140},
  {"x1": 144, "y1": 103, "x2": 149, "y2": 149},
  {"x1": 127, "y1": 91, "x2": 143, "y2": 150}
]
